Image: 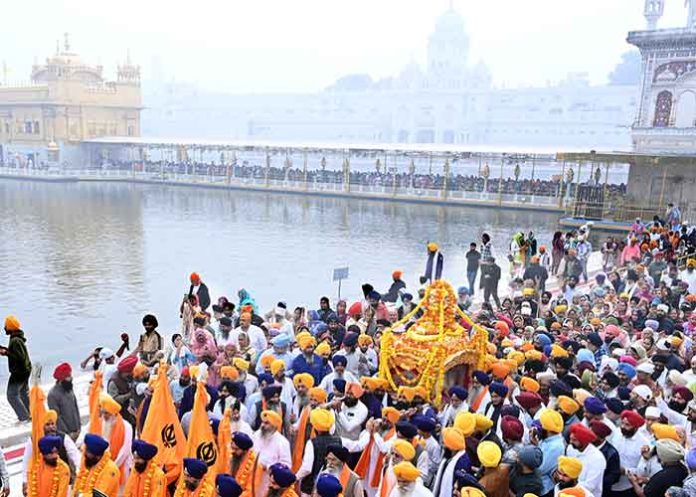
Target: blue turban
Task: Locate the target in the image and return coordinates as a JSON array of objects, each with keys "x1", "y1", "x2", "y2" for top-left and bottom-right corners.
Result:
[
  {"x1": 316, "y1": 473, "x2": 343, "y2": 497},
  {"x1": 395, "y1": 421, "x2": 418, "y2": 438},
  {"x1": 617, "y1": 363, "x2": 636, "y2": 380},
  {"x1": 457, "y1": 287, "x2": 469, "y2": 295},
  {"x1": 489, "y1": 381, "x2": 509, "y2": 398},
  {"x1": 472, "y1": 371, "x2": 491, "y2": 386},
  {"x1": 454, "y1": 470, "x2": 484, "y2": 491},
  {"x1": 262, "y1": 385, "x2": 282, "y2": 399},
  {"x1": 258, "y1": 373, "x2": 274, "y2": 386},
  {"x1": 518, "y1": 446, "x2": 543, "y2": 469},
  {"x1": 271, "y1": 334, "x2": 291, "y2": 348},
  {"x1": 534, "y1": 333, "x2": 552, "y2": 347},
  {"x1": 84, "y1": 434, "x2": 109, "y2": 457},
  {"x1": 132, "y1": 439, "x2": 158, "y2": 461},
  {"x1": 449, "y1": 386, "x2": 468, "y2": 401},
  {"x1": 184, "y1": 458, "x2": 208, "y2": 479},
  {"x1": 543, "y1": 344, "x2": 552, "y2": 357},
  {"x1": 38, "y1": 435, "x2": 62, "y2": 456},
  {"x1": 584, "y1": 397, "x2": 607, "y2": 415},
  {"x1": 308, "y1": 310, "x2": 321, "y2": 322},
  {"x1": 312, "y1": 322, "x2": 328, "y2": 337},
  {"x1": 270, "y1": 463, "x2": 296, "y2": 488},
  {"x1": 550, "y1": 380, "x2": 572, "y2": 398},
  {"x1": 342, "y1": 333, "x2": 358, "y2": 347},
  {"x1": 402, "y1": 293, "x2": 413, "y2": 301},
  {"x1": 605, "y1": 398, "x2": 625, "y2": 415},
  {"x1": 232, "y1": 432, "x2": 253, "y2": 451},
  {"x1": 332, "y1": 379, "x2": 346, "y2": 393},
  {"x1": 367, "y1": 291, "x2": 381, "y2": 301},
  {"x1": 332, "y1": 355, "x2": 348, "y2": 367},
  {"x1": 577, "y1": 348, "x2": 595, "y2": 365},
  {"x1": 216, "y1": 474, "x2": 243, "y2": 497},
  {"x1": 618, "y1": 386, "x2": 632, "y2": 401},
  {"x1": 209, "y1": 415, "x2": 221, "y2": 436},
  {"x1": 412, "y1": 415, "x2": 436, "y2": 433},
  {"x1": 231, "y1": 382, "x2": 247, "y2": 402},
  {"x1": 500, "y1": 405, "x2": 521, "y2": 418}
]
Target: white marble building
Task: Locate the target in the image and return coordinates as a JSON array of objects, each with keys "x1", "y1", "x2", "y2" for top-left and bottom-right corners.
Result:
[{"x1": 143, "y1": 7, "x2": 639, "y2": 150}]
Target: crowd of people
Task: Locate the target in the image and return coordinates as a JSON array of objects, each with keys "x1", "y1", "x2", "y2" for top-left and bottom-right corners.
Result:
[
  {"x1": 95, "y1": 160, "x2": 628, "y2": 199},
  {"x1": 1, "y1": 218, "x2": 696, "y2": 497}
]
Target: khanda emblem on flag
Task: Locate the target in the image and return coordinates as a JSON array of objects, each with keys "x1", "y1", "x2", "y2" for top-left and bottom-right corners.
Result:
[
  {"x1": 196, "y1": 441, "x2": 217, "y2": 466},
  {"x1": 161, "y1": 424, "x2": 177, "y2": 448}
]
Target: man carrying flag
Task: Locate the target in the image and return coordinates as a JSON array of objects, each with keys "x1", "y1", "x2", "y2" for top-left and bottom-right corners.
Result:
[
  {"x1": 141, "y1": 364, "x2": 186, "y2": 491},
  {"x1": 122, "y1": 439, "x2": 166, "y2": 497},
  {"x1": 173, "y1": 458, "x2": 214, "y2": 497},
  {"x1": 72, "y1": 434, "x2": 120, "y2": 497},
  {"x1": 98, "y1": 393, "x2": 133, "y2": 487},
  {"x1": 25, "y1": 435, "x2": 71, "y2": 497}
]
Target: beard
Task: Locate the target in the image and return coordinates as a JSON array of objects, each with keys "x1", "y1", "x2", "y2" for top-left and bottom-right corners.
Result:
[
  {"x1": 344, "y1": 397, "x2": 358, "y2": 407},
  {"x1": 135, "y1": 461, "x2": 148, "y2": 473},
  {"x1": 621, "y1": 427, "x2": 637, "y2": 438},
  {"x1": 85, "y1": 455, "x2": 101, "y2": 468},
  {"x1": 260, "y1": 426, "x2": 274, "y2": 437},
  {"x1": 44, "y1": 457, "x2": 58, "y2": 467},
  {"x1": 185, "y1": 481, "x2": 199, "y2": 491},
  {"x1": 668, "y1": 400, "x2": 686, "y2": 413}
]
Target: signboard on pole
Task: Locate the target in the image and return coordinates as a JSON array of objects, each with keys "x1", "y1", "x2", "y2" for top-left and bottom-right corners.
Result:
[{"x1": 333, "y1": 266, "x2": 349, "y2": 299}]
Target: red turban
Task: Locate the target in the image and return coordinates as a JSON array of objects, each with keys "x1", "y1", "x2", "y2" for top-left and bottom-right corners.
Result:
[
  {"x1": 516, "y1": 392, "x2": 543, "y2": 410},
  {"x1": 673, "y1": 385, "x2": 694, "y2": 402},
  {"x1": 589, "y1": 420, "x2": 612, "y2": 439},
  {"x1": 620, "y1": 410, "x2": 645, "y2": 429},
  {"x1": 117, "y1": 356, "x2": 138, "y2": 374},
  {"x1": 190, "y1": 272, "x2": 201, "y2": 284},
  {"x1": 569, "y1": 423, "x2": 597, "y2": 446},
  {"x1": 53, "y1": 363, "x2": 72, "y2": 381},
  {"x1": 500, "y1": 415, "x2": 524, "y2": 441}
]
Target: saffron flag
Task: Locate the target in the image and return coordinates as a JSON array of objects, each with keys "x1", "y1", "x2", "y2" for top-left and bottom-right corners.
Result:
[
  {"x1": 141, "y1": 363, "x2": 186, "y2": 486},
  {"x1": 186, "y1": 380, "x2": 218, "y2": 478},
  {"x1": 216, "y1": 407, "x2": 232, "y2": 474},
  {"x1": 29, "y1": 382, "x2": 47, "y2": 465},
  {"x1": 88, "y1": 370, "x2": 103, "y2": 435}
]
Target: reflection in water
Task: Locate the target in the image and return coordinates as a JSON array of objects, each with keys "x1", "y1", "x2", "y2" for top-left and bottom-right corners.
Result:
[{"x1": 0, "y1": 180, "x2": 563, "y2": 377}]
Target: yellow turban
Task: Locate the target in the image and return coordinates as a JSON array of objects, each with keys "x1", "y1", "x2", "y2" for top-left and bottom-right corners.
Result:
[
  {"x1": 309, "y1": 408, "x2": 335, "y2": 432},
  {"x1": 233, "y1": 358, "x2": 250, "y2": 372},
  {"x1": 358, "y1": 334, "x2": 373, "y2": 347},
  {"x1": 382, "y1": 406, "x2": 401, "y2": 424},
  {"x1": 475, "y1": 413, "x2": 493, "y2": 432},
  {"x1": 260, "y1": 355, "x2": 276, "y2": 369},
  {"x1": 261, "y1": 410, "x2": 283, "y2": 431},
  {"x1": 397, "y1": 386, "x2": 417, "y2": 402},
  {"x1": 393, "y1": 461, "x2": 420, "y2": 482},
  {"x1": 271, "y1": 359, "x2": 285, "y2": 376},
  {"x1": 427, "y1": 242, "x2": 439, "y2": 252},
  {"x1": 293, "y1": 373, "x2": 315, "y2": 389},
  {"x1": 460, "y1": 489, "x2": 487, "y2": 497},
  {"x1": 442, "y1": 427, "x2": 466, "y2": 451},
  {"x1": 522, "y1": 495, "x2": 539, "y2": 497},
  {"x1": 554, "y1": 305, "x2": 568, "y2": 314},
  {"x1": 220, "y1": 366, "x2": 239, "y2": 381},
  {"x1": 3, "y1": 315, "x2": 20, "y2": 332},
  {"x1": 99, "y1": 393, "x2": 121, "y2": 416},
  {"x1": 315, "y1": 342, "x2": 332, "y2": 357},
  {"x1": 551, "y1": 344, "x2": 569, "y2": 358},
  {"x1": 508, "y1": 351, "x2": 525, "y2": 366},
  {"x1": 477, "y1": 440, "x2": 502, "y2": 468},
  {"x1": 501, "y1": 338, "x2": 513, "y2": 348},
  {"x1": 391, "y1": 439, "x2": 416, "y2": 461},
  {"x1": 520, "y1": 377, "x2": 540, "y2": 393},
  {"x1": 688, "y1": 258, "x2": 696, "y2": 268},
  {"x1": 523, "y1": 287, "x2": 535, "y2": 297},
  {"x1": 189, "y1": 365, "x2": 200, "y2": 380},
  {"x1": 44, "y1": 409, "x2": 58, "y2": 424},
  {"x1": 539, "y1": 409, "x2": 564, "y2": 434},
  {"x1": 309, "y1": 387, "x2": 328, "y2": 404},
  {"x1": 297, "y1": 334, "x2": 317, "y2": 350},
  {"x1": 557, "y1": 456, "x2": 583, "y2": 479},
  {"x1": 557, "y1": 395, "x2": 580, "y2": 415},
  {"x1": 413, "y1": 386, "x2": 428, "y2": 400},
  {"x1": 672, "y1": 336, "x2": 684, "y2": 348},
  {"x1": 525, "y1": 350, "x2": 543, "y2": 361},
  {"x1": 454, "y1": 412, "x2": 476, "y2": 437},
  {"x1": 651, "y1": 423, "x2": 679, "y2": 441}
]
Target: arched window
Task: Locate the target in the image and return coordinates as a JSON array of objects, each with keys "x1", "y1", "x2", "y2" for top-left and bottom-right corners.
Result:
[{"x1": 653, "y1": 90, "x2": 673, "y2": 127}]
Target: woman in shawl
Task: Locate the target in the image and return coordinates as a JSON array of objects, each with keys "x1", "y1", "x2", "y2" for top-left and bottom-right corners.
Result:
[
  {"x1": 180, "y1": 294, "x2": 200, "y2": 342},
  {"x1": 237, "y1": 288, "x2": 259, "y2": 313}
]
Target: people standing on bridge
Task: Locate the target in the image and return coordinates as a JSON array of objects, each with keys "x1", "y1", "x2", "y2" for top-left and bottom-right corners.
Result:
[
  {"x1": 47, "y1": 362, "x2": 81, "y2": 441},
  {"x1": 187, "y1": 272, "x2": 211, "y2": 311},
  {"x1": 465, "y1": 243, "x2": 481, "y2": 296},
  {"x1": 1, "y1": 314, "x2": 32, "y2": 423}
]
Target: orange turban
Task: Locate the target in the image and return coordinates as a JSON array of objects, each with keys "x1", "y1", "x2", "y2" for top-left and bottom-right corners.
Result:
[
  {"x1": 559, "y1": 489, "x2": 586, "y2": 497},
  {"x1": 393, "y1": 461, "x2": 420, "y2": 482},
  {"x1": 309, "y1": 387, "x2": 327, "y2": 403},
  {"x1": 442, "y1": 427, "x2": 466, "y2": 451},
  {"x1": 490, "y1": 362, "x2": 511, "y2": 380},
  {"x1": 260, "y1": 355, "x2": 276, "y2": 369},
  {"x1": 382, "y1": 406, "x2": 401, "y2": 424},
  {"x1": 261, "y1": 410, "x2": 282, "y2": 431},
  {"x1": 427, "y1": 242, "x2": 439, "y2": 252},
  {"x1": 293, "y1": 373, "x2": 315, "y2": 389},
  {"x1": 397, "y1": 386, "x2": 416, "y2": 402},
  {"x1": 3, "y1": 315, "x2": 20, "y2": 332},
  {"x1": 358, "y1": 334, "x2": 373, "y2": 347},
  {"x1": 392, "y1": 270, "x2": 403, "y2": 280},
  {"x1": 271, "y1": 359, "x2": 286, "y2": 376},
  {"x1": 220, "y1": 366, "x2": 239, "y2": 381},
  {"x1": 190, "y1": 272, "x2": 200, "y2": 284},
  {"x1": 345, "y1": 382, "x2": 364, "y2": 398},
  {"x1": 520, "y1": 377, "x2": 540, "y2": 393},
  {"x1": 99, "y1": 393, "x2": 121, "y2": 416},
  {"x1": 557, "y1": 396, "x2": 580, "y2": 415}
]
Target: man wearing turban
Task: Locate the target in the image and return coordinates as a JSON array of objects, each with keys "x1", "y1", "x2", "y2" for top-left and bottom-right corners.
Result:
[
  {"x1": 228, "y1": 432, "x2": 260, "y2": 496},
  {"x1": 432, "y1": 427, "x2": 469, "y2": 497},
  {"x1": 336, "y1": 382, "x2": 368, "y2": 442},
  {"x1": 392, "y1": 461, "x2": 432, "y2": 497},
  {"x1": 99, "y1": 392, "x2": 133, "y2": 488},
  {"x1": 354, "y1": 407, "x2": 400, "y2": 497},
  {"x1": 107, "y1": 356, "x2": 137, "y2": 426},
  {"x1": 297, "y1": 409, "x2": 341, "y2": 494},
  {"x1": 482, "y1": 381, "x2": 509, "y2": 434},
  {"x1": 319, "y1": 354, "x2": 358, "y2": 393},
  {"x1": 291, "y1": 334, "x2": 330, "y2": 386},
  {"x1": 26, "y1": 435, "x2": 71, "y2": 497},
  {"x1": 186, "y1": 272, "x2": 210, "y2": 311},
  {"x1": 72, "y1": 434, "x2": 121, "y2": 497},
  {"x1": 252, "y1": 411, "x2": 291, "y2": 497},
  {"x1": 567, "y1": 423, "x2": 606, "y2": 497},
  {"x1": 553, "y1": 456, "x2": 586, "y2": 496},
  {"x1": 122, "y1": 439, "x2": 166, "y2": 497},
  {"x1": 321, "y1": 445, "x2": 364, "y2": 497},
  {"x1": 173, "y1": 457, "x2": 214, "y2": 496},
  {"x1": 533, "y1": 408, "x2": 566, "y2": 497},
  {"x1": 610, "y1": 410, "x2": 650, "y2": 495},
  {"x1": 47, "y1": 362, "x2": 81, "y2": 440},
  {"x1": 2, "y1": 314, "x2": 32, "y2": 422}
]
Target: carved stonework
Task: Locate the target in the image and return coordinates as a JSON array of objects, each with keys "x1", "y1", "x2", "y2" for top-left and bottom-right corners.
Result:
[
  {"x1": 653, "y1": 90, "x2": 673, "y2": 127},
  {"x1": 653, "y1": 60, "x2": 696, "y2": 82}
]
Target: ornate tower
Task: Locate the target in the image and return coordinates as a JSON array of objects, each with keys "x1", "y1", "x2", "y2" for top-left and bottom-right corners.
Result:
[
  {"x1": 117, "y1": 50, "x2": 140, "y2": 86},
  {"x1": 643, "y1": 0, "x2": 664, "y2": 30},
  {"x1": 427, "y1": 6, "x2": 469, "y2": 89}
]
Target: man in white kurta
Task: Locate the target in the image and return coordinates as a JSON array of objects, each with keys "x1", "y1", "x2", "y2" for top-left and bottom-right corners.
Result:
[
  {"x1": 566, "y1": 425, "x2": 607, "y2": 497},
  {"x1": 253, "y1": 415, "x2": 292, "y2": 497},
  {"x1": 610, "y1": 411, "x2": 650, "y2": 495}
]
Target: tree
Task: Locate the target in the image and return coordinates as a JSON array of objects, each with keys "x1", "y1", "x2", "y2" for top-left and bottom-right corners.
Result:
[{"x1": 608, "y1": 51, "x2": 642, "y2": 86}]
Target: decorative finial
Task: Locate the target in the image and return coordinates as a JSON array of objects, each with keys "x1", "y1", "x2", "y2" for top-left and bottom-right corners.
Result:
[{"x1": 63, "y1": 32, "x2": 70, "y2": 52}]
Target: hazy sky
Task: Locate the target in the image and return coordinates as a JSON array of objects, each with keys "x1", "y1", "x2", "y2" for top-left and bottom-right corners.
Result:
[{"x1": 1, "y1": 0, "x2": 690, "y2": 93}]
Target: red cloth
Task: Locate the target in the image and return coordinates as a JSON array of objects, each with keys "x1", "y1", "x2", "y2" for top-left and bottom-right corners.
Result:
[
  {"x1": 569, "y1": 422, "x2": 596, "y2": 446},
  {"x1": 117, "y1": 356, "x2": 138, "y2": 373},
  {"x1": 500, "y1": 415, "x2": 524, "y2": 441},
  {"x1": 589, "y1": 420, "x2": 612, "y2": 439},
  {"x1": 673, "y1": 385, "x2": 694, "y2": 402},
  {"x1": 516, "y1": 392, "x2": 543, "y2": 410},
  {"x1": 620, "y1": 410, "x2": 645, "y2": 428},
  {"x1": 53, "y1": 362, "x2": 72, "y2": 381}
]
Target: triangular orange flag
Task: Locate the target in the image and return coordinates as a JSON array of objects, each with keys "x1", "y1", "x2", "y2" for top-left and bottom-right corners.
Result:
[
  {"x1": 141, "y1": 363, "x2": 186, "y2": 486},
  {"x1": 87, "y1": 370, "x2": 103, "y2": 435},
  {"x1": 29, "y1": 382, "x2": 47, "y2": 465},
  {"x1": 186, "y1": 380, "x2": 218, "y2": 481},
  {"x1": 216, "y1": 407, "x2": 232, "y2": 475}
]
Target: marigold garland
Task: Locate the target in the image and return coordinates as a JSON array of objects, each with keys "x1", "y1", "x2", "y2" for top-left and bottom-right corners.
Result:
[
  {"x1": 123, "y1": 461, "x2": 158, "y2": 497},
  {"x1": 378, "y1": 280, "x2": 489, "y2": 406},
  {"x1": 173, "y1": 477, "x2": 213, "y2": 497},
  {"x1": 28, "y1": 458, "x2": 68, "y2": 497},
  {"x1": 74, "y1": 451, "x2": 109, "y2": 496}
]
